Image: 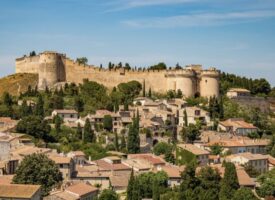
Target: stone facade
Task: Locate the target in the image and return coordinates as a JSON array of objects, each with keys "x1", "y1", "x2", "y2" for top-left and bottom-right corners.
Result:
[{"x1": 16, "y1": 51, "x2": 220, "y2": 98}]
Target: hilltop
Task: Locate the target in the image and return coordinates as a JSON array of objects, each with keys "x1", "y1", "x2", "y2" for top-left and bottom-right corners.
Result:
[{"x1": 0, "y1": 73, "x2": 38, "y2": 96}]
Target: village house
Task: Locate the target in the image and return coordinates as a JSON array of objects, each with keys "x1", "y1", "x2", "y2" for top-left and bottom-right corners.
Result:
[
  {"x1": 0, "y1": 184, "x2": 41, "y2": 200},
  {"x1": 67, "y1": 151, "x2": 86, "y2": 165},
  {"x1": 86, "y1": 110, "x2": 123, "y2": 133},
  {"x1": 225, "y1": 152, "x2": 268, "y2": 173},
  {"x1": 226, "y1": 88, "x2": 251, "y2": 98},
  {"x1": 74, "y1": 156, "x2": 131, "y2": 190},
  {"x1": 218, "y1": 118, "x2": 258, "y2": 136},
  {"x1": 133, "y1": 97, "x2": 153, "y2": 106},
  {"x1": 178, "y1": 106, "x2": 211, "y2": 127},
  {"x1": 0, "y1": 133, "x2": 21, "y2": 161},
  {"x1": 204, "y1": 137, "x2": 269, "y2": 154},
  {"x1": 48, "y1": 154, "x2": 76, "y2": 180},
  {"x1": 155, "y1": 165, "x2": 184, "y2": 187},
  {"x1": 44, "y1": 182, "x2": 98, "y2": 200},
  {"x1": 52, "y1": 109, "x2": 79, "y2": 122},
  {"x1": 177, "y1": 144, "x2": 210, "y2": 166},
  {"x1": 0, "y1": 117, "x2": 18, "y2": 132}
]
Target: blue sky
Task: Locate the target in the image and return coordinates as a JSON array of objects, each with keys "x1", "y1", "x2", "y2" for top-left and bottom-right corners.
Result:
[{"x1": 0, "y1": 0, "x2": 275, "y2": 86}]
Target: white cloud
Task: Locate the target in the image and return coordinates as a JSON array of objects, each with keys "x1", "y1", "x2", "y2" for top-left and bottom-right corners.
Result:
[
  {"x1": 122, "y1": 10, "x2": 275, "y2": 28},
  {"x1": 104, "y1": 0, "x2": 199, "y2": 12}
]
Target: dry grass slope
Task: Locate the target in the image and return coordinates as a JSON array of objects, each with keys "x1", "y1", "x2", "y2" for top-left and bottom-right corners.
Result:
[{"x1": 0, "y1": 73, "x2": 38, "y2": 96}]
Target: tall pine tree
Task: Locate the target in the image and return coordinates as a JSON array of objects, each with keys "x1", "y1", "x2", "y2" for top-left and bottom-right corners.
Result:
[{"x1": 127, "y1": 110, "x2": 140, "y2": 153}]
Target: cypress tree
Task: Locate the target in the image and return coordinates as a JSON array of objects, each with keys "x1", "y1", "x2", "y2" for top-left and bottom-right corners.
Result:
[
  {"x1": 148, "y1": 87, "x2": 152, "y2": 98},
  {"x1": 84, "y1": 118, "x2": 93, "y2": 143},
  {"x1": 35, "y1": 94, "x2": 44, "y2": 117},
  {"x1": 127, "y1": 111, "x2": 140, "y2": 153},
  {"x1": 76, "y1": 122, "x2": 83, "y2": 140},
  {"x1": 152, "y1": 178, "x2": 160, "y2": 200},
  {"x1": 20, "y1": 99, "x2": 29, "y2": 117},
  {"x1": 54, "y1": 115, "x2": 62, "y2": 134},
  {"x1": 127, "y1": 170, "x2": 135, "y2": 200},
  {"x1": 219, "y1": 162, "x2": 239, "y2": 200},
  {"x1": 184, "y1": 109, "x2": 188, "y2": 126},
  {"x1": 114, "y1": 132, "x2": 119, "y2": 151},
  {"x1": 142, "y1": 80, "x2": 146, "y2": 97},
  {"x1": 121, "y1": 135, "x2": 126, "y2": 151}
]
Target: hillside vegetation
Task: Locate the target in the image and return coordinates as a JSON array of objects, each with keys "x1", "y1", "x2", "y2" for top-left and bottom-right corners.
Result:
[{"x1": 0, "y1": 73, "x2": 38, "y2": 96}]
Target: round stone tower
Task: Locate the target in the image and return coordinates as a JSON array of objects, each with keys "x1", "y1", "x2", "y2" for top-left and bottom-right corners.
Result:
[
  {"x1": 199, "y1": 68, "x2": 220, "y2": 98},
  {"x1": 165, "y1": 70, "x2": 196, "y2": 97},
  {"x1": 38, "y1": 51, "x2": 65, "y2": 90}
]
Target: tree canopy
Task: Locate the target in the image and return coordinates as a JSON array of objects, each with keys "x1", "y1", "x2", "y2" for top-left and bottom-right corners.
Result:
[{"x1": 13, "y1": 153, "x2": 63, "y2": 196}]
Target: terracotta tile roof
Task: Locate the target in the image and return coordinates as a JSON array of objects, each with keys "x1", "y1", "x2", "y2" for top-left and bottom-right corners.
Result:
[
  {"x1": 0, "y1": 184, "x2": 40, "y2": 198},
  {"x1": 65, "y1": 182, "x2": 98, "y2": 196},
  {"x1": 71, "y1": 151, "x2": 85, "y2": 157},
  {"x1": 49, "y1": 155, "x2": 72, "y2": 164},
  {"x1": 122, "y1": 159, "x2": 151, "y2": 170},
  {"x1": 90, "y1": 110, "x2": 120, "y2": 118},
  {"x1": 228, "y1": 88, "x2": 250, "y2": 93},
  {"x1": 209, "y1": 164, "x2": 255, "y2": 187},
  {"x1": 11, "y1": 146, "x2": 52, "y2": 157},
  {"x1": 267, "y1": 155, "x2": 275, "y2": 166},
  {"x1": 159, "y1": 165, "x2": 183, "y2": 178},
  {"x1": 110, "y1": 174, "x2": 130, "y2": 187},
  {"x1": 0, "y1": 117, "x2": 17, "y2": 124},
  {"x1": 94, "y1": 159, "x2": 131, "y2": 171},
  {"x1": 0, "y1": 133, "x2": 15, "y2": 142},
  {"x1": 219, "y1": 119, "x2": 257, "y2": 129},
  {"x1": 128, "y1": 154, "x2": 166, "y2": 165},
  {"x1": 177, "y1": 144, "x2": 210, "y2": 155},
  {"x1": 228, "y1": 152, "x2": 268, "y2": 161},
  {"x1": 0, "y1": 175, "x2": 13, "y2": 185},
  {"x1": 206, "y1": 138, "x2": 269, "y2": 147},
  {"x1": 53, "y1": 109, "x2": 78, "y2": 114}
]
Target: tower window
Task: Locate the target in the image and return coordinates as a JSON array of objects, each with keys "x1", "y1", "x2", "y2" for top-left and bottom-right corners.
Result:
[{"x1": 205, "y1": 79, "x2": 208, "y2": 83}]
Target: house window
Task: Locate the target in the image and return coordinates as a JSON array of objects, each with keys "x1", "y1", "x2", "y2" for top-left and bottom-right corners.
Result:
[{"x1": 195, "y1": 110, "x2": 201, "y2": 116}]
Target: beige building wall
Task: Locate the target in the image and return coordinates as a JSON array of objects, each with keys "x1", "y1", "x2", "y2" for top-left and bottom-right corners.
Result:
[{"x1": 199, "y1": 70, "x2": 220, "y2": 98}]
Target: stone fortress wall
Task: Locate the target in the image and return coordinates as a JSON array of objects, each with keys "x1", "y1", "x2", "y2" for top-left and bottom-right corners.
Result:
[{"x1": 15, "y1": 51, "x2": 220, "y2": 98}]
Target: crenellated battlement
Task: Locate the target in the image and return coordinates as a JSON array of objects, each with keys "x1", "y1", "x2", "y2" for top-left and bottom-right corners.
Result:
[{"x1": 15, "y1": 51, "x2": 220, "y2": 98}]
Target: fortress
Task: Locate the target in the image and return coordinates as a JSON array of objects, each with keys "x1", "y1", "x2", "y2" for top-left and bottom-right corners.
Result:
[{"x1": 15, "y1": 51, "x2": 220, "y2": 98}]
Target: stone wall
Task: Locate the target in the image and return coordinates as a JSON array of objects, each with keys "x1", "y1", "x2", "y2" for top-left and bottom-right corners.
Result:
[{"x1": 15, "y1": 51, "x2": 220, "y2": 97}]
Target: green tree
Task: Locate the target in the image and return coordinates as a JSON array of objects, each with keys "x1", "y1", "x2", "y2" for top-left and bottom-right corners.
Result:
[
  {"x1": 148, "y1": 87, "x2": 152, "y2": 98},
  {"x1": 12, "y1": 153, "x2": 63, "y2": 196},
  {"x1": 114, "y1": 132, "x2": 119, "y2": 151},
  {"x1": 74, "y1": 96, "x2": 84, "y2": 112},
  {"x1": 127, "y1": 112, "x2": 140, "y2": 153},
  {"x1": 183, "y1": 109, "x2": 188, "y2": 126},
  {"x1": 103, "y1": 115, "x2": 113, "y2": 131},
  {"x1": 256, "y1": 168, "x2": 275, "y2": 198},
  {"x1": 185, "y1": 124, "x2": 200, "y2": 143},
  {"x1": 149, "y1": 62, "x2": 167, "y2": 70},
  {"x1": 54, "y1": 115, "x2": 62, "y2": 134},
  {"x1": 121, "y1": 135, "x2": 126, "y2": 152},
  {"x1": 219, "y1": 162, "x2": 239, "y2": 200},
  {"x1": 143, "y1": 80, "x2": 146, "y2": 97},
  {"x1": 244, "y1": 163, "x2": 260, "y2": 178},
  {"x1": 49, "y1": 95, "x2": 64, "y2": 109},
  {"x1": 3, "y1": 92, "x2": 13, "y2": 107},
  {"x1": 16, "y1": 115, "x2": 52, "y2": 142},
  {"x1": 76, "y1": 122, "x2": 83, "y2": 140},
  {"x1": 98, "y1": 189, "x2": 119, "y2": 200},
  {"x1": 233, "y1": 187, "x2": 258, "y2": 200},
  {"x1": 20, "y1": 99, "x2": 30, "y2": 117},
  {"x1": 127, "y1": 170, "x2": 136, "y2": 200},
  {"x1": 76, "y1": 57, "x2": 88, "y2": 65},
  {"x1": 153, "y1": 142, "x2": 172, "y2": 155},
  {"x1": 35, "y1": 94, "x2": 44, "y2": 117},
  {"x1": 179, "y1": 162, "x2": 200, "y2": 200},
  {"x1": 153, "y1": 178, "x2": 160, "y2": 200},
  {"x1": 84, "y1": 118, "x2": 94, "y2": 143},
  {"x1": 210, "y1": 144, "x2": 223, "y2": 155},
  {"x1": 197, "y1": 166, "x2": 221, "y2": 200}
]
